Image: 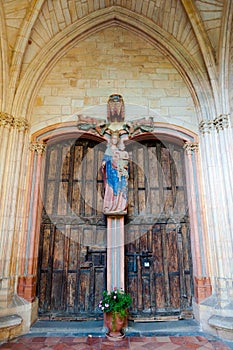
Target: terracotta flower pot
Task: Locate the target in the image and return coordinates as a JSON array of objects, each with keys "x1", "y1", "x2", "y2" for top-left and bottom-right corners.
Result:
[{"x1": 104, "y1": 311, "x2": 127, "y2": 340}]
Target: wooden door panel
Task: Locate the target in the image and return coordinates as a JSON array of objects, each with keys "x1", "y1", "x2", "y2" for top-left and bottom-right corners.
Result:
[
  {"x1": 38, "y1": 139, "x2": 106, "y2": 319},
  {"x1": 127, "y1": 140, "x2": 188, "y2": 220},
  {"x1": 126, "y1": 139, "x2": 193, "y2": 319},
  {"x1": 126, "y1": 222, "x2": 193, "y2": 317},
  {"x1": 38, "y1": 222, "x2": 107, "y2": 318}
]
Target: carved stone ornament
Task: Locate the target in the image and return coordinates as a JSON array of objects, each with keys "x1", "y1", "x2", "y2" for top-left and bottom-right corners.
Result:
[
  {"x1": 183, "y1": 142, "x2": 199, "y2": 155},
  {"x1": 214, "y1": 114, "x2": 229, "y2": 132},
  {"x1": 30, "y1": 141, "x2": 46, "y2": 154},
  {"x1": 0, "y1": 112, "x2": 14, "y2": 127},
  {"x1": 0, "y1": 112, "x2": 30, "y2": 131},
  {"x1": 199, "y1": 120, "x2": 214, "y2": 134},
  {"x1": 13, "y1": 117, "x2": 30, "y2": 131},
  {"x1": 199, "y1": 114, "x2": 230, "y2": 134}
]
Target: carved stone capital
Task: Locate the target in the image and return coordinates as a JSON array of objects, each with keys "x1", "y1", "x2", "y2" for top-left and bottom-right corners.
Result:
[
  {"x1": 0, "y1": 112, "x2": 30, "y2": 131},
  {"x1": 13, "y1": 117, "x2": 30, "y2": 131},
  {"x1": 30, "y1": 141, "x2": 46, "y2": 155},
  {"x1": 183, "y1": 142, "x2": 198, "y2": 155},
  {"x1": 0, "y1": 112, "x2": 13, "y2": 127},
  {"x1": 199, "y1": 120, "x2": 214, "y2": 134},
  {"x1": 199, "y1": 114, "x2": 230, "y2": 134},
  {"x1": 213, "y1": 114, "x2": 230, "y2": 132}
]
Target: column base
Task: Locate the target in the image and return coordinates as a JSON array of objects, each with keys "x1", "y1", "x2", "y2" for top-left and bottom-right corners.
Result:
[
  {"x1": 194, "y1": 276, "x2": 212, "y2": 303},
  {"x1": 193, "y1": 296, "x2": 233, "y2": 341},
  {"x1": 0, "y1": 295, "x2": 38, "y2": 343},
  {"x1": 0, "y1": 314, "x2": 22, "y2": 343},
  {"x1": 17, "y1": 276, "x2": 37, "y2": 302},
  {"x1": 208, "y1": 315, "x2": 233, "y2": 341}
]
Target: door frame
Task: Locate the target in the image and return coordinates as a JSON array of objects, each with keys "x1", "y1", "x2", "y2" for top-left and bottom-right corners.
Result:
[{"x1": 17, "y1": 121, "x2": 212, "y2": 321}]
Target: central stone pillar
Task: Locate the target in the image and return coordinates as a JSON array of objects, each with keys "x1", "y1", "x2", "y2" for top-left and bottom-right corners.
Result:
[{"x1": 107, "y1": 215, "x2": 125, "y2": 291}]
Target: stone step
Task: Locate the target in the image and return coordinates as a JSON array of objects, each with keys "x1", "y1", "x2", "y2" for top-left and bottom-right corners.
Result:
[{"x1": 29, "y1": 319, "x2": 203, "y2": 337}]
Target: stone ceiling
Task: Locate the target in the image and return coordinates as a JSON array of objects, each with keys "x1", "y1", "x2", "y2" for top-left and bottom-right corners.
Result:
[{"x1": 0, "y1": 0, "x2": 232, "y2": 119}]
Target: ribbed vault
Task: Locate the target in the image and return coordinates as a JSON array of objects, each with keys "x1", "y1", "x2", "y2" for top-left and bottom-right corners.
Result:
[{"x1": 0, "y1": 0, "x2": 232, "y2": 121}]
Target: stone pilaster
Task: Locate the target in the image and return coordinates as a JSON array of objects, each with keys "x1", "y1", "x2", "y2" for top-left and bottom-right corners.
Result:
[
  {"x1": 197, "y1": 114, "x2": 233, "y2": 340},
  {"x1": 17, "y1": 141, "x2": 46, "y2": 302},
  {"x1": 0, "y1": 113, "x2": 30, "y2": 308},
  {"x1": 183, "y1": 141, "x2": 212, "y2": 303}
]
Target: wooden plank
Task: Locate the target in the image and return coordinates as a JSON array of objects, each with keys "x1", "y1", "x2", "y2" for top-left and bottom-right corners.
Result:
[
  {"x1": 47, "y1": 148, "x2": 58, "y2": 180},
  {"x1": 61, "y1": 144, "x2": 71, "y2": 180},
  {"x1": 161, "y1": 146, "x2": 171, "y2": 188},
  {"x1": 93, "y1": 267, "x2": 106, "y2": 310},
  {"x1": 80, "y1": 144, "x2": 87, "y2": 216},
  {"x1": 85, "y1": 182, "x2": 94, "y2": 216},
  {"x1": 53, "y1": 227, "x2": 65, "y2": 270},
  {"x1": 67, "y1": 145, "x2": 75, "y2": 216},
  {"x1": 71, "y1": 181, "x2": 81, "y2": 214},
  {"x1": 44, "y1": 224, "x2": 55, "y2": 312},
  {"x1": 132, "y1": 148, "x2": 139, "y2": 215},
  {"x1": 137, "y1": 147, "x2": 145, "y2": 188},
  {"x1": 73, "y1": 145, "x2": 83, "y2": 180},
  {"x1": 168, "y1": 144, "x2": 177, "y2": 209},
  {"x1": 41, "y1": 225, "x2": 51, "y2": 269},
  {"x1": 51, "y1": 271, "x2": 64, "y2": 310},
  {"x1": 162, "y1": 224, "x2": 170, "y2": 306},
  {"x1": 67, "y1": 273, "x2": 76, "y2": 310},
  {"x1": 156, "y1": 143, "x2": 164, "y2": 214},
  {"x1": 45, "y1": 181, "x2": 55, "y2": 215},
  {"x1": 38, "y1": 273, "x2": 47, "y2": 310},
  {"x1": 143, "y1": 146, "x2": 150, "y2": 214},
  {"x1": 153, "y1": 224, "x2": 165, "y2": 309},
  {"x1": 142, "y1": 274, "x2": 151, "y2": 311},
  {"x1": 148, "y1": 145, "x2": 159, "y2": 188},
  {"x1": 95, "y1": 227, "x2": 107, "y2": 248},
  {"x1": 174, "y1": 190, "x2": 185, "y2": 215},
  {"x1": 49, "y1": 145, "x2": 62, "y2": 216},
  {"x1": 78, "y1": 265, "x2": 92, "y2": 312},
  {"x1": 57, "y1": 181, "x2": 68, "y2": 215}
]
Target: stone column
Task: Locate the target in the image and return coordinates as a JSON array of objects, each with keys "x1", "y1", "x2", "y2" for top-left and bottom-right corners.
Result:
[
  {"x1": 198, "y1": 114, "x2": 233, "y2": 340},
  {"x1": 107, "y1": 215, "x2": 125, "y2": 292},
  {"x1": 183, "y1": 142, "x2": 212, "y2": 303},
  {"x1": 17, "y1": 141, "x2": 46, "y2": 302},
  {"x1": 0, "y1": 113, "x2": 30, "y2": 309}
]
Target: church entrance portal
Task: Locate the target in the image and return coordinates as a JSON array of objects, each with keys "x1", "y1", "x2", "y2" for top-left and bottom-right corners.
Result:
[{"x1": 37, "y1": 137, "x2": 193, "y2": 319}]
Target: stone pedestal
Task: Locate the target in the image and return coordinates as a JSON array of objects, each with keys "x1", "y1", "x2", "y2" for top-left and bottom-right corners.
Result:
[{"x1": 106, "y1": 215, "x2": 125, "y2": 291}]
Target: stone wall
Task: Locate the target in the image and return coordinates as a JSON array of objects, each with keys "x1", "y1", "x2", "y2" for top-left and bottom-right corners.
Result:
[{"x1": 31, "y1": 26, "x2": 196, "y2": 133}]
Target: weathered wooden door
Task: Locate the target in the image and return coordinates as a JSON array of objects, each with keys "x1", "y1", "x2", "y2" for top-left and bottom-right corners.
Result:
[
  {"x1": 37, "y1": 138, "x2": 107, "y2": 319},
  {"x1": 38, "y1": 136, "x2": 193, "y2": 320},
  {"x1": 125, "y1": 139, "x2": 193, "y2": 319}
]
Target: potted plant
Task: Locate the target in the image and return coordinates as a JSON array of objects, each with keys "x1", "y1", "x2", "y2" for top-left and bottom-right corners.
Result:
[{"x1": 99, "y1": 287, "x2": 132, "y2": 340}]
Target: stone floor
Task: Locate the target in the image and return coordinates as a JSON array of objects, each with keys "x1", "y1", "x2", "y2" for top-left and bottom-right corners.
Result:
[
  {"x1": 0, "y1": 335, "x2": 231, "y2": 350},
  {"x1": 1, "y1": 320, "x2": 233, "y2": 350}
]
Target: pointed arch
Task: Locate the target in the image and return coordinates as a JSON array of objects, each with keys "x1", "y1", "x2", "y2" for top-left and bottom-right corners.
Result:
[{"x1": 12, "y1": 7, "x2": 215, "y2": 122}]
